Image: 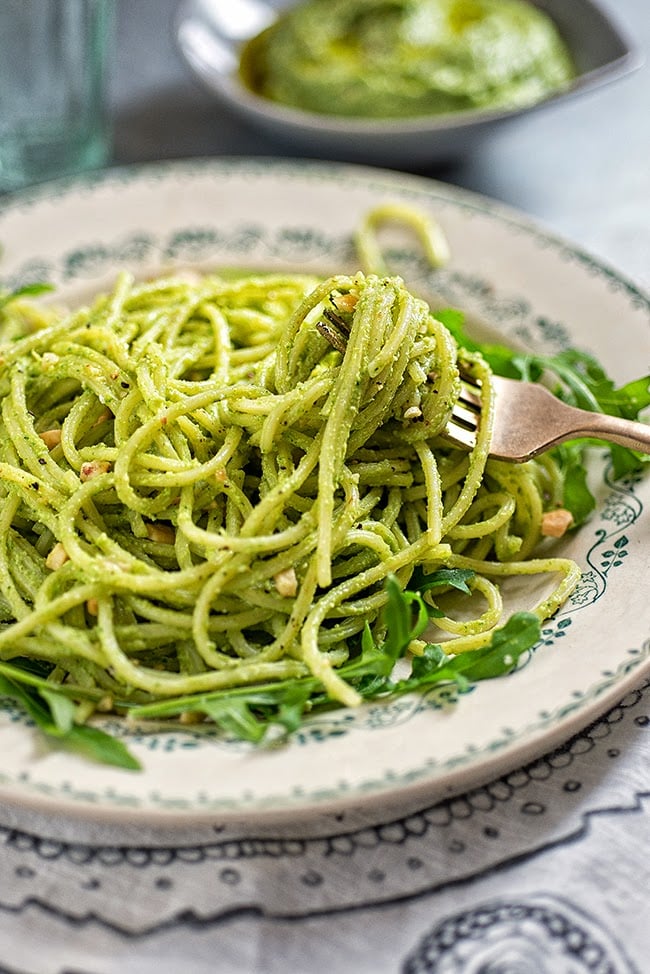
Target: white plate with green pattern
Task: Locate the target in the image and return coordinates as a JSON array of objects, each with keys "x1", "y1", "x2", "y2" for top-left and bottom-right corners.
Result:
[{"x1": 0, "y1": 158, "x2": 648, "y2": 825}]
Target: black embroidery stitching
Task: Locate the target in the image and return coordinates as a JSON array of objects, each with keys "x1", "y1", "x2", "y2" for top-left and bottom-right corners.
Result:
[
  {"x1": 401, "y1": 894, "x2": 640, "y2": 974},
  {"x1": 1, "y1": 679, "x2": 646, "y2": 868},
  {"x1": 0, "y1": 792, "x2": 647, "y2": 940},
  {"x1": 0, "y1": 681, "x2": 644, "y2": 951}
]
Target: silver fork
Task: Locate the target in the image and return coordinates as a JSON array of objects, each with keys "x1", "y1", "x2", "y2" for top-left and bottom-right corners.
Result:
[{"x1": 446, "y1": 371, "x2": 650, "y2": 462}]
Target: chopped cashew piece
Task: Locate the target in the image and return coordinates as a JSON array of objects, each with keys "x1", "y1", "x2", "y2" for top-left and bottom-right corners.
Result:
[
  {"x1": 274, "y1": 566, "x2": 298, "y2": 598},
  {"x1": 403, "y1": 405, "x2": 423, "y2": 420},
  {"x1": 541, "y1": 508, "x2": 574, "y2": 538},
  {"x1": 39, "y1": 429, "x2": 61, "y2": 449},
  {"x1": 146, "y1": 523, "x2": 176, "y2": 544},
  {"x1": 80, "y1": 460, "x2": 111, "y2": 482},
  {"x1": 45, "y1": 542, "x2": 69, "y2": 570},
  {"x1": 331, "y1": 292, "x2": 358, "y2": 313}
]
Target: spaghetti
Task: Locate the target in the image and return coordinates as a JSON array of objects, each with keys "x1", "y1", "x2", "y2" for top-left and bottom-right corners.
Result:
[{"x1": 0, "y1": 265, "x2": 580, "y2": 719}]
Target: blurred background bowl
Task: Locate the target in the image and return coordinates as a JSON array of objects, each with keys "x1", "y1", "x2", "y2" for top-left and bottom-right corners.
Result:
[{"x1": 175, "y1": 0, "x2": 641, "y2": 168}]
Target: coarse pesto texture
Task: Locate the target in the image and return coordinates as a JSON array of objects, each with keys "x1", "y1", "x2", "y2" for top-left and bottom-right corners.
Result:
[{"x1": 241, "y1": 0, "x2": 576, "y2": 119}]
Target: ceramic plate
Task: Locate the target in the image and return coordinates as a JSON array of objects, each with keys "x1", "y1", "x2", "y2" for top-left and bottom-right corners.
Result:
[{"x1": 0, "y1": 158, "x2": 648, "y2": 825}]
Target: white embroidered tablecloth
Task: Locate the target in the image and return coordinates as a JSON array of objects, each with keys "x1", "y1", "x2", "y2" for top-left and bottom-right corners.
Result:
[
  {"x1": 0, "y1": 675, "x2": 646, "y2": 973},
  {"x1": 0, "y1": 0, "x2": 647, "y2": 970}
]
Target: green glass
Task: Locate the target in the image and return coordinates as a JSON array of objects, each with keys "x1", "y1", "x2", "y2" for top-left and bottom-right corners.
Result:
[{"x1": 0, "y1": 0, "x2": 114, "y2": 192}]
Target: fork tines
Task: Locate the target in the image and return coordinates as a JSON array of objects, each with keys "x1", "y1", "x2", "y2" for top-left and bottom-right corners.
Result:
[{"x1": 441, "y1": 369, "x2": 483, "y2": 449}]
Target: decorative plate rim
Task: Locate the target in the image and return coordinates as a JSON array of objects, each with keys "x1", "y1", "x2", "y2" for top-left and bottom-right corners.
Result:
[{"x1": 0, "y1": 157, "x2": 647, "y2": 825}]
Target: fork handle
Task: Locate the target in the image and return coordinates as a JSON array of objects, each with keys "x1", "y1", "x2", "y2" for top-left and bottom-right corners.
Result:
[{"x1": 561, "y1": 406, "x2": 650, "y2": 454}]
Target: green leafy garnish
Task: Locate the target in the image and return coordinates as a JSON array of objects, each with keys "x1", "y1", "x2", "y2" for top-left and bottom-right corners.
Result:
[
  {"x1": 0, "y1": 282, "x2": 54, "y2": 310},
  {"x1": 409, "y1": 566, "x2": 475, "y2": 594},
  {"x1": 0, "y1": 665, "x2": 141, "y2": 770},
  {"x1": 128, "y1": 573, "x2": 541, "y2": 744},
  {"x1": 0, "y1": 573, "x2": 542, "y2": 764}
]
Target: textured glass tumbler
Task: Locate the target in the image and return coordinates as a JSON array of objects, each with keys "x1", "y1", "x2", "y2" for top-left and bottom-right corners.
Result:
[{"x1": 0, "y1": 0, "x2": 114, "y2": 192}]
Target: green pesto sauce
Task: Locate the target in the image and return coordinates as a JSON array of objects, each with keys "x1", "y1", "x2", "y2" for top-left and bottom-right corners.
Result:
[{"x1": 240, "y1": 0, "x2": 576, "y2": 119}]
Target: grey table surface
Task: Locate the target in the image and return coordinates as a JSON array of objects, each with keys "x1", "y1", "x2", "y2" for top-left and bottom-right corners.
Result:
[{"x1": 0, "y1": 3, "x2": 648, "y2": 973}]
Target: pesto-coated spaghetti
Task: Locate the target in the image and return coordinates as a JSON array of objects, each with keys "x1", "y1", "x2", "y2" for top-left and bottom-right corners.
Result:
[{"x1": 0, "y1": 268, "x2": 580, "y2": 722}]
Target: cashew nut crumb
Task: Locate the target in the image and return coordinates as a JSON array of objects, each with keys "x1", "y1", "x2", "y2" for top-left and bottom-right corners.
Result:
[
  {"x1": 146, "y1": 523, "x2": 176, "y2": 545},
  {"x1": 274, "y1": 566, "x2": 298, "y2": 597},
  {"x1": 541, "y1": 508, "x2": 574, "y2": 538},
  {"x1": 331, "y1": 292, "x2": 358, "y2": 313},
  {"x1": 39, "y1": 429, "x2": 61, "y2": 449},
  {"x1": 45, "y1": 542, "x2": 69, "y2": 571},
  {"x1": 41, "y1": 352, "x2": 59, "y2": 369},
  {"x1": 403, "y1": 405, "x2": 423, "y2": 420},
  {"x1": 80, "y1": 460, "x2": 111, "y2": 482}
]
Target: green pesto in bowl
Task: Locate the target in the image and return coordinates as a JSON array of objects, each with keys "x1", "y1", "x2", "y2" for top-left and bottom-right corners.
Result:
[{"x1": 240, "y1": 0, "x2": 576, "y2": 120}]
